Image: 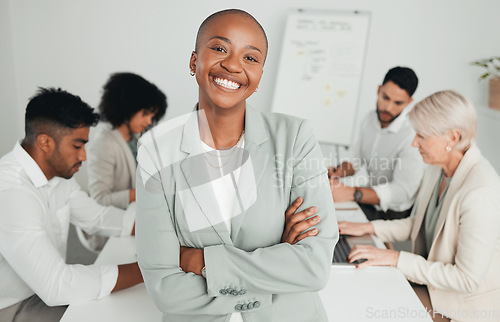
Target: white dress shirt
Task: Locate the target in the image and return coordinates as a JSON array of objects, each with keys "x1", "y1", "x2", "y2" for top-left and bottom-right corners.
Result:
[
  {"x1": 347, "y1": 109, "x2": 425, "y2": 212},
  {"x1": 0, "y1": 143, "x2": 135, "y2": 310}
]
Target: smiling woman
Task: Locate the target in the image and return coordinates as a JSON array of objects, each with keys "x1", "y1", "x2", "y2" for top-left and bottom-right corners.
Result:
[
  {"x1": 190, "y1": 10, "x2": 267, "y2": 125},
  {"x1": 135, "y1": 9, "x2": 338, "y2": 322}
]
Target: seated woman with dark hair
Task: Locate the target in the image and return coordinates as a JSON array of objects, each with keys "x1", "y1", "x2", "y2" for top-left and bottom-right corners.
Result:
[
  {"x1": 88, "y1": 72, "x2": 167, "y2": 208},
  {"x1": 84, "y1": 72, "x2": 167, "y2": 251}
]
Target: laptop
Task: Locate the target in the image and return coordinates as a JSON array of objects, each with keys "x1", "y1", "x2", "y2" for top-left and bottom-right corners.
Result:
[
  {"x1": 332, "y1": 234, "x2": 376, "y2": 265},
  {"x1": 332, "y1": 202, "x2": 381, "y2": 265}
]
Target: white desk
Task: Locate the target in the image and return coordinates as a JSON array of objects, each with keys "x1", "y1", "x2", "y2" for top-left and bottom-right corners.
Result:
[
  {"x1": 62, "y1": 203, "x2": 431, "y2": 322},
  {"x1": 60, "y1": 236, "x2": 161, "y2": 322},
  {"x1": 321, "y1": 266, "x2": 431, "y2": 321}
]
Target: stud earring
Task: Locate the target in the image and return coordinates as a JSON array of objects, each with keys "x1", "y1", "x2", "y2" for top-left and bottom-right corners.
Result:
[
  {"x1": 445, "y1": 146, "x2": 452, "y2": 152},
  {"x1": 190, "y1": 71, "x2": 195, "y2": 76},
  {"x1": 254, "y1": 87, "x2": 259, "y2": 93}
]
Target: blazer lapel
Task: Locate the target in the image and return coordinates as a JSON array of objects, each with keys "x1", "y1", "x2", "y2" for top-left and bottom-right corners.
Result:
[
  {"x1": 230, "y1": 106, "x2": 269, "y2": 241},
  {"x1": 179, "y1": 111, "x2": 232, "y2": 245},
  {"x1": 410, "y1": 166, "x2": 440, "y2": 252},
  {"x1": 430, "y1": 145, "x2": 482, "y2": 246},
  {"x1": 110, "y1": 129, "x2": 137, "y2": 188}
]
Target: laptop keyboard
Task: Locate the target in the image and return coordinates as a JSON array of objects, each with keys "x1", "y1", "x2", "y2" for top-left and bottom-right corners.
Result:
[
  {"x1": 333, "y1": 235, "x2": 367, "y2": 265},
  {"x1": 333, "y1": 235, "x2": 351, "y2": 263}
]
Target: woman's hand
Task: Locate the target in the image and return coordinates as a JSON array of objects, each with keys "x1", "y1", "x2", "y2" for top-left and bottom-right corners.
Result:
[
  {"x1": 337, "y1": 221, "x2": 374, "y2": 236},
  {"x1": 179, "y1": 246, "x2": 205, "y2": 276},
  {"x1": 348, "y1": 245, "x2": 400, "y2": 268},
  {"x1": 327, "y1": 166, "x2": 336, "y2": 178},
  {"x1": 129, "y1": 189, "x2": 136, "y2": 203},
  {"x1": 281, "y1": 197, "x2": 320, "y2": 245}
]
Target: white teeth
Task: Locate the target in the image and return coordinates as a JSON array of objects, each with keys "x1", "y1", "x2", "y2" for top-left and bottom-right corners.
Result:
[{"x1": 213, "y1": 77, "x2": 240, "y2": 90}]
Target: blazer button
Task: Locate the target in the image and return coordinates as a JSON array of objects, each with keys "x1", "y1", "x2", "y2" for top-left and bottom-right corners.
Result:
[
  {"x1": 241, "y1": 304, "x2": 248, "y2": 311},
  {"x1": 231, "y1": 290, "x2": 239, "y2": 296},
  {"x1": 220, "y1": 289, "x2": 228, "y2": 295},
  {"x1": 253, "y1": 301, "x2": 260, "y2": 308},
  {"x1": 247, "y1": 302, "x2": 254, "y2": 309},
  {"x1": 238, "y1": 289, "x2": 246, "y2": 295},
  {"x1": 235, "y1": 304, "x2": 243, "y2": 311}
]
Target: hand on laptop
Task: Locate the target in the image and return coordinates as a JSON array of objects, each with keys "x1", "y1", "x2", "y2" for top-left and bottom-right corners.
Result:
[
  {"x1": 281, "y1": 197, "x2": 320, "y2": 245},
  {"x1": 337, "y1": 221, "x2": 374, "y2": 236},
  {"x1": 347, "y1": 245, "x2": 400, "y2": 268}
]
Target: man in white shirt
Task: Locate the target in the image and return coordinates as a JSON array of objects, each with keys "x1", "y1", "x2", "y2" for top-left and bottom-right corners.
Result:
[
  {"x1": 0, "y1": 88, "x2": 143, "y2": 321},
  {"x1": 329, "y1": 67, "x2": 424, "y2": 220}
]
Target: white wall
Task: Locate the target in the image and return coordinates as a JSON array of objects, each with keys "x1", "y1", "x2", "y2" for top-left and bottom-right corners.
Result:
[
  {"x1": 2, "y1": 0, "x2": 500, "y2": 163},
  {"x1": 0, "y1": 0, "x2": 21, "y2": 155}
]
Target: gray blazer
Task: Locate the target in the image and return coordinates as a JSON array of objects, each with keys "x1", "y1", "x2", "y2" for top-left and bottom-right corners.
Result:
[
  {"x1": 136, "y1": 106, "x2": 338, "y2": 322},
  {"x1": 87, "y1": 123, "x2": 136, "y2": 209}
]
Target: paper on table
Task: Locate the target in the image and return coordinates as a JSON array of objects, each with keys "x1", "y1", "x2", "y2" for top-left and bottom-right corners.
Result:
[{"x1": 334, "y1": 201, "x2": 368, "y2": 223}]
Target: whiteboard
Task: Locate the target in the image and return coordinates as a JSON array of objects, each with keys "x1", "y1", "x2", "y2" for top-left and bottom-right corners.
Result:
[{"x1": 271, "y1": 9, "x2": 371, "y2": 147}]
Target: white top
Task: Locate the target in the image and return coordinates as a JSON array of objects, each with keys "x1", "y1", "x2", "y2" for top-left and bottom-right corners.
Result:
[
  {"x1": 347, "y1": 110, "x2": 425, "y2": 212},
  {"x1": 201, "y1": 137, "x2": 245, "y2": 322},
  {"x1": 0, "y1": 142, "x2": 135, "y2": 309}
]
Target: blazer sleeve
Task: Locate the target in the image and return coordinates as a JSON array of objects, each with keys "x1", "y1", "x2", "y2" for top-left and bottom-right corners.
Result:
[
  {"x1": 397, "y1": 187, "x2": 500, "y2": 293},
  {"x1": 372, "y1": 217, "x2": 415, "y2": 243},
  {"x1": 87, "y1": 134, "x2": 130, "y2": 209},
  {"x1": 204, "y1": 120, "x2": 338, "y2": 296},
  {"x1": 136, "y1": 146, "x2": 272, "y2": 316}
]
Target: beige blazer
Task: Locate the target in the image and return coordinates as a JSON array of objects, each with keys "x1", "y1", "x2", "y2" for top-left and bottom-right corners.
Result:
[
  {"x1": 372, "y1": 145, "x2": 500, "y2": 321},
  {"x1": 87, "y1": 123, "x2": 136, "y2": 209}
]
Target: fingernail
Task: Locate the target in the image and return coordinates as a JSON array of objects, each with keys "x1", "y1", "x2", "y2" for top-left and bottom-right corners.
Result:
[
  {"x1": 355, "y1": 265, "x2": 359, "y2": 269},
  {"x1": 312, "y1": 229, "x2": 318, "y2": 235},
  {"x1": 312, "y1": 216, "x2": 320, "y2": 222},
  {"x1": 308, "y1": 207, "x2": 316, "y2": 214},
  {"x1": 296, "y1": 197, "x2": 302, "y2": 204},
  {"x1": 338, "y1": 229, "x2": 341, "y2": 233}
]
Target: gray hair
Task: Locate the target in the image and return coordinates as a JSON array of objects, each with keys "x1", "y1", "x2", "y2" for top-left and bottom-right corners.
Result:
[{"x1": 409, "y1": 90, "x2": 477, "y2": 152}]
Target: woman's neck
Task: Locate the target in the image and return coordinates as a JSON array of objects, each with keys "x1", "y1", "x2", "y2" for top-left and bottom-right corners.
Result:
[
  {"x1": 116, "y1": 123, "x2": 132, "y2": 142},
  {"x1": 440, "y1": 150, "x2": 465, "y2": 177},
  {"x1": 198, "y1": 102, "x2": 245, "y2": 150}
]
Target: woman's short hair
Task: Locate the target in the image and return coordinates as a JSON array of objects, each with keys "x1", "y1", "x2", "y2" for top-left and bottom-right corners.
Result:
[
  {"x1": 409, "y1": 90, "x2": 477, "y2": 152},
  {"x1": 98, "y1": 72, "x2": 167, "y2": 127}
]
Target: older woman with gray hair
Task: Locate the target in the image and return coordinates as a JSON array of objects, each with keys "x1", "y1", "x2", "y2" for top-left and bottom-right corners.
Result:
[{"x1": 339, "y1": 90, "x2": 500, "y2": 322}]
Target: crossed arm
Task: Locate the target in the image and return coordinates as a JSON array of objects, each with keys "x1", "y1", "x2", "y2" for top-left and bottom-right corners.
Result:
[{"x1": 180, "y1": 196, "x2": 321, "y2": 276}]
